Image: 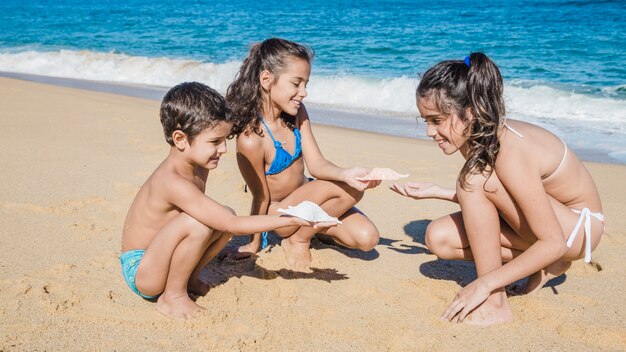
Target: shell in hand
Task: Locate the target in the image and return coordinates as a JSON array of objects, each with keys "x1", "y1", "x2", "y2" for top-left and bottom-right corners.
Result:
[
  {"x1": 277, "y1": 201, "x2": 342, "y2": 224},
  {"x1": 356, "y1": 168, "x2": 409, "y2": 181}
]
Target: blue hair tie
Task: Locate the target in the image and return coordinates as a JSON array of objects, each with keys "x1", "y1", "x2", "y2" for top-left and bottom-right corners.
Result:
[{"x1": 464, "y1": 56, "x2": 471, "y2": 67}]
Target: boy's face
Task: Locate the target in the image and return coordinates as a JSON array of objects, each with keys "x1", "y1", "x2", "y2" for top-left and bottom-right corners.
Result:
[{"x1": 187, "y1": 121, "x2": 232, "y2": 170}]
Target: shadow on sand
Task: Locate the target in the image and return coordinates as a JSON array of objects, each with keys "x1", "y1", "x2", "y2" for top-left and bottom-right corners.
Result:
[
  {"x1": 191, "y1": 236, "x2": 351, "y2": 297},
  {"x1": 400, "y1": 219, "x2": 568, "y2": 294}
]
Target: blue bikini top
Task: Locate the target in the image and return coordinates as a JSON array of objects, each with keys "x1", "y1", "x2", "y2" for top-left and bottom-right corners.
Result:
[{"x1": 260, "y1": 117, "x2": 302, "y2": 175}]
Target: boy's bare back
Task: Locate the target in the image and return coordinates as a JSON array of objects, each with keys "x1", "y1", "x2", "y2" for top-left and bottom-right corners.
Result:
[{"x1": 121, "y1": 159, "x2": 209, "y2": 252}]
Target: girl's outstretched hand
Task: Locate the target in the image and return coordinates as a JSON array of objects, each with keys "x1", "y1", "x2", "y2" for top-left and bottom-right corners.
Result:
[
  {"x1": 441, "y1": 279, "x2": 491, "y2": 323},
  {"x1": 389, "y1": 182, "x2": 447, "y2": 200},
  {"x1": 341, "y1": 167, "x2": 380, "y2": 191}
]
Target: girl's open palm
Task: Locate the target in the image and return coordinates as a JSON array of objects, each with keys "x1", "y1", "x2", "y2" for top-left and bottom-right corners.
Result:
[{"x1": 389, "y1": 182, "x2": 446, "y2": 200}]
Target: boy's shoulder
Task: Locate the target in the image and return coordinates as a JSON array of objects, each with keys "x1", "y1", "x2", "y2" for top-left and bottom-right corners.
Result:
[{"x1": 148, "y1": 159, "x2": 201, "y2": 195}]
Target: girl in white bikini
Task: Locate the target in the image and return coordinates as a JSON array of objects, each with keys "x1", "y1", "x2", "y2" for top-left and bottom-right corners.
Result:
[{"x1": 390, "y1": 53, "x2": 604, "y2": 326}]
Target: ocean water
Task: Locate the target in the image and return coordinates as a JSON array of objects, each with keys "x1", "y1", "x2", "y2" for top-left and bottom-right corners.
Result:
[{"x1": 1, "y1": 0, "x2": 625, "y2": 163}]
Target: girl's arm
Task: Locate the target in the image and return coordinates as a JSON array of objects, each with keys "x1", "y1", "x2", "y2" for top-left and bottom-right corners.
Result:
[
  {"x1": 479, "y1": 154, "x2": 568, "y2": 290},
  {"x1": 389, "y1": 182, "x2": 458, "y2": 203},
  {"x1": 297, "y1": 105, "x2": 372, "y2": 191},
  {"x1": 235, "y1": 133, "x2": 273, "y2": 250}
]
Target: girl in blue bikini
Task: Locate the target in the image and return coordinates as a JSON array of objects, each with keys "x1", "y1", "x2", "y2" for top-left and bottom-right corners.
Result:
[
  {"x1": 226, "y1": 38, "x2": 380, "y2": 270},
  {"x1": 390, "y1": 53, "x2": 604, "y2": 325}
]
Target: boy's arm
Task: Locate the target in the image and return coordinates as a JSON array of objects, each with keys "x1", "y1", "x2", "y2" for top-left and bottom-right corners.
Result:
[{"x1": 165, "y1": 174, "x2": 300, "y2": 235}]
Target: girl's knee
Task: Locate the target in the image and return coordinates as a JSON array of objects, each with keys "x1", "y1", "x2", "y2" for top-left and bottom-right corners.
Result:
[
  {"x1": 350, "y1": 189, "x2": 365, "y2": 203},
  {"x1": 336, "y1": 181, "x2": 364, "y2": 204},
  {"x1": 353, "y1": 226, "x2": 379, "y2": 251},
  {"x1": 425, "y1": 220, "x2": 455, "y2": 259}
]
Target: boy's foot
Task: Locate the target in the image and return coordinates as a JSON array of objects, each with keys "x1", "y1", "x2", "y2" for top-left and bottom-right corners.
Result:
[
  {"x1": 523, "y1": 260, "x2": 572, "y2": 294},
  {"x1": 461, "y1": 291, "x2": 514, "y2": 326},
  {"x1": 156, "y1": 292, "x2": 205, "y2": 319},
  {"x1": 281, "y1": 237, "x2": 312, "y2": 272},
  {"x1": 187, "y1": 277, "x2": 210, "y2": 297}
]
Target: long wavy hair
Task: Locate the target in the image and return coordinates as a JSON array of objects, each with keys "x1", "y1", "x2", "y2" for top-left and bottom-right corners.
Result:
[
  {"x1": 226, "y1": 38, "x2": 314, "y2": 136},
  {"x1": 416, "y1": 52, "x2": 505, "y2": 190}
]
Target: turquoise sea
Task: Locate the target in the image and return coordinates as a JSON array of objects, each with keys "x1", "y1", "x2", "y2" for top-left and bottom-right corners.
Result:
[{"x1": 1, "y1": 0, "x2": 625, "y2": 162}]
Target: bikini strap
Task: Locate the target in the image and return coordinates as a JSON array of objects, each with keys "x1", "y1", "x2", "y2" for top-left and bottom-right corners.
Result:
[
  {"x1": 260, "y1": 117, "x2": 282, "y2": 149},
  {"x1": 504, "y1": 123, "x2": 524, "y2": 138},
  {"x1": 555, "y1": 138, "x2": 568, "y2": 172}
]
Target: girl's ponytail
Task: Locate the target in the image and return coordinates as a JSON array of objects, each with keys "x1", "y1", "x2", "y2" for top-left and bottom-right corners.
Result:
[
  {"x1": 416, "y1": 52, "x2": 506, "y2": 190},
  {"x1": 226, "y1": 43, "x2": 264, "y2": 136},
  {"x1": 461, "y1": 52, "x2": 506, "y2": 190},
  {"x1": 227, "y1": 38, "x2": 314, "y2": 136}
]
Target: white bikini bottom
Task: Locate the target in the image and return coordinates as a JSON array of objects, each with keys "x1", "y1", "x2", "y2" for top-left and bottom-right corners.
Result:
[{"x1": 566, "y1": 208, "x2": 604, "y2": 263}]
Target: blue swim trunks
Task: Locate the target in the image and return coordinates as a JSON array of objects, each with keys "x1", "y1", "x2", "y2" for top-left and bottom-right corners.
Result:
[{"x1": 120, "y1": 250, "x2": 159, "y2": 300}]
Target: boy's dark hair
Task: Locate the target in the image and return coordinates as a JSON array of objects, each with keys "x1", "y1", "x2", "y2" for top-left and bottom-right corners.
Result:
[{"x1": 160, "y1": 82, "x2": 234, "y2": 145}]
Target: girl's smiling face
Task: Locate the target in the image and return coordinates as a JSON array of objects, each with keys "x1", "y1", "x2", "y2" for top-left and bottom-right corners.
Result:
[
  {"x1": 263, "y1": 57, "x2": 310, "y2": 117},
  {"x1": 417, "y1": 94, "x2": 471, "y2": 156}
]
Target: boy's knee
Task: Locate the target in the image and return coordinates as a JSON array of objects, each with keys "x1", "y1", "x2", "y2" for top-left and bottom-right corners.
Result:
[
  {"x1": 425, "y1": 221, "x2": 453, "y2": 259},
  {"x1": 180, "y1": 213, "x2": 212, "y2": 240}
]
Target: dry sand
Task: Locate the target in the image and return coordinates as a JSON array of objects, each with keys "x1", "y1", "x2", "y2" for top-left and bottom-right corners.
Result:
[{"x1": 1, "y1": 77, "x2": 624, "y2": 351}]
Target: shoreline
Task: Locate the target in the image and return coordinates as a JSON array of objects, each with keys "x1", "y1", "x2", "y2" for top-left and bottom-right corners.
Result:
[{"x1": 2, "y1": 70, "x2": 623, "y2": 165}]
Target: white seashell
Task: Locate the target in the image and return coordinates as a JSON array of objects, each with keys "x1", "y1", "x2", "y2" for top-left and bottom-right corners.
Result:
[
  {"x1": 277, "y1": 201, "x2": 342, "y2": 224},
  {"x1": 356, "y1": 168, "x2": 409, "y2": 181}
]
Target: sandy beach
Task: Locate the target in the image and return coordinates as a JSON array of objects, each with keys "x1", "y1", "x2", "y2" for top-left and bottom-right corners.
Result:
[{"x1": 1, "y1": 76, "x2": 625, "y2": 351}]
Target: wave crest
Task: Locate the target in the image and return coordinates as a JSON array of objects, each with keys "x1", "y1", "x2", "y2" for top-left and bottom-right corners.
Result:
[{"x1": 1, "y1": 49, "x2": 624, "y2": 134}]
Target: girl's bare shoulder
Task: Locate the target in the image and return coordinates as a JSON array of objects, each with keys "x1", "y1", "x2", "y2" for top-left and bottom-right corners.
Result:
[
  {"x1": 497, "y1": 119, "x2": 563, "y2": 175},
  {"x1": 237, "y1": 128, "x2": 264, "y2": 151}
]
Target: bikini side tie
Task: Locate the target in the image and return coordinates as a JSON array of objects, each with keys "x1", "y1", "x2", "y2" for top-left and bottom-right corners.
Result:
[{"x1": 566, "y1": 208, "x2": 604, "y2": 263}]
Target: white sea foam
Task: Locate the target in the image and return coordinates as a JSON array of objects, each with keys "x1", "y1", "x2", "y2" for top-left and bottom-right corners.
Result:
[
  {"x1": 0, "y1": 49, "x2": 241, "y2": 92},
  {"x1": 307, "y1": 75, "x2": 418, "y2": 114},
  {"x1": 1, "y1": 49, "x2": 625, "y2": 135},
  {"x1": 506, "y1": 85, "x2": 626, "y2": 133}
]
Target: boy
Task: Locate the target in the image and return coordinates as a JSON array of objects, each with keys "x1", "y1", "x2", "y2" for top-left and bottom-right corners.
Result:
[{"x1": 121, "y1": 82, "x2": 324, "y2": 319}]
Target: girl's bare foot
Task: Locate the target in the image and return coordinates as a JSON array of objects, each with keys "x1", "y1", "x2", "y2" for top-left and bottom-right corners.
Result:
[
  {"x1": 187, "y1": 277, "x2": 210, "y2": 297},
  {"x1": 462, "y1": 291, "x2": 514, "y2": 326},
  {"x1": 281, "y1": 237, "x2": 312, "y2": 272},
  {"x1": 219, "y1": 242, "x2": 260, "y2": 260},
  {"x1": 156, "y1": 292, "x2": 205, "y2": 319},
  {"x1": 524, "y1": 260, "x2": 572, "y2": 294}
]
